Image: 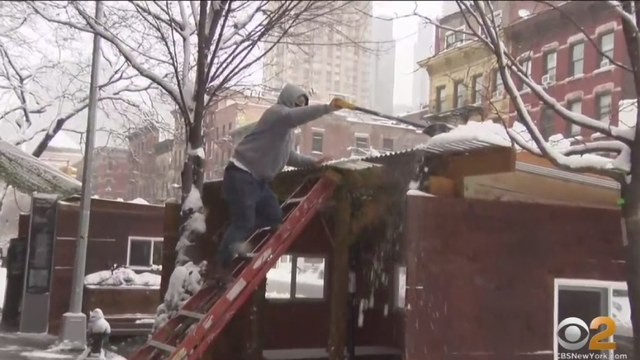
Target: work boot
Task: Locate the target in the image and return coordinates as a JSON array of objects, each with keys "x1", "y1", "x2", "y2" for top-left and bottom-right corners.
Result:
[
  {"x1": 231, "y1": 241, "x2": 254, "y2": 259},
  {"x1": 203, "y1": 261, "x2": 234, "y2": 286}
]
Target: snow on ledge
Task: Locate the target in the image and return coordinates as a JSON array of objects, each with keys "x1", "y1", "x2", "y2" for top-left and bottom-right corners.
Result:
[
  {"x1": 407, "y1": 189, "x2": 435, "y2": 197},
  {"x1": 85, "y1": 268, "x2": 161, "y2": 288},
  {"x1": 424, "y1": 121, "x2": 512, "y2": 149},
  {"x1": 129, "y1": 197, "x2": 150, "y2": 205}
]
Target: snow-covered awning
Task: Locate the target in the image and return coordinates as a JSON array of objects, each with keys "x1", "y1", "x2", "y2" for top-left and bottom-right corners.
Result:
[
  {"x1": 419, "y1": 120, "x2": 511, "y2": 154},
  {"x1": 0, "y1": 140, "x2": 82, "y2": 196}
]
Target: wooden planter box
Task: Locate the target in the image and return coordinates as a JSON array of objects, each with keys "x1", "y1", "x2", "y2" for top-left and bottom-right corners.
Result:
[{"x1": 83, "y1": 285, "x2": 160, "y2": 336}]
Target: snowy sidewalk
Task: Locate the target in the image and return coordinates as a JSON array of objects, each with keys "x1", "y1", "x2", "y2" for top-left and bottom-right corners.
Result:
[{"x1": 0, "y1": 331, "x2": 127, "y2": 360}]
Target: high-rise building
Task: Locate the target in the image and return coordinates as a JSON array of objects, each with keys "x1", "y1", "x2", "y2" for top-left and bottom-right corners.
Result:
[
  {"x1": 412, "y1": 22, "x2": 435, "y2": 111},
  {"x1": 370, "y1": 15, "x2": 396, "y2": 115},
  {"x1": 262, "y1": 1, "x2": 373, "y2": 107},
  {"x1": 441, "y1": 1, "x2": 460, "y2": 17}
]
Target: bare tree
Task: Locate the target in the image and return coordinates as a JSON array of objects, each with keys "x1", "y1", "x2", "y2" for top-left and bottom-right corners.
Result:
[
  {"x1": 0, "y1": 3, "x2": 156, "y2": 244},
  {"x1": 28, "y1": 0, "x2": 377, "y2": 267},
  {"x1": 27, "y1": 2, "x2": 385, "y2": 345},
  {"x1": 417, "y1": 0, "x2": 640, "y2": 355}
]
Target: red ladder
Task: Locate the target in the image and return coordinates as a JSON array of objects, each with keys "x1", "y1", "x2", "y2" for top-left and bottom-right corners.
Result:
[{"x1": 128, "y1": 172, "x2": 340, "y2": 360}]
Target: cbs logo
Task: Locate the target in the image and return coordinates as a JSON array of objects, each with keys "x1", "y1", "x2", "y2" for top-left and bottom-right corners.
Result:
[{"x1": 557, "y1": 317, "x2": 617, "y2": 351}]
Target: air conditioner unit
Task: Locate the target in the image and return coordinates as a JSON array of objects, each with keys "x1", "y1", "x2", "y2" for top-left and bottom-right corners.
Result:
[
  {"x1": 541, "y1": 74, "x2": 555, "y2": 86},
  {"x1": 600, "y1": 59, "x2": 610, "y2": 68},
  {"x1": 493, "y1": 89, "x2": 504, "y2": 99}
]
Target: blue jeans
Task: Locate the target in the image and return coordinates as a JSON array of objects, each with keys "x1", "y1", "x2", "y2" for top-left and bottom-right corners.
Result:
[{"x1": 215, "y1": 164, "x2": 283, "y2": 268}]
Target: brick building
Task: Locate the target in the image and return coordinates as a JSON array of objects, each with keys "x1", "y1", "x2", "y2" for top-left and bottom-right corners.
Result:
[
  {"x1": 154, "y1": 139, "x2": 174, "y2": 203},
  {"x1": 127, "y1": 124, "x2": 160, "y2": 201},
  {"x1": 218, "y1": 109, "x2": 427, "y2": 179},
  {"x1": 74, "y1": 147, "x2": 130, "y2": 200},
  {"x1": 204, "y1": 96, "x2": 273, "y2": 180},
  {"x1": 296, "y1": 112, "x2": 425, "y2": 160},
  {"x1": 505, "y1": 1, "x2": 634, "y2": 139},
  {"x1": 420, "y1": 1, "x2": 546, "y2": 126}
]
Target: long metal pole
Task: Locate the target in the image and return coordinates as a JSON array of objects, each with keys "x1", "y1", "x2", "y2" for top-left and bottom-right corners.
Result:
[
  {"x1": 59, "y1": 2, "x2": 103, "y2": 347},
  {"x1": 69, "y1": 0, "x2": 102, "y2": 314}
]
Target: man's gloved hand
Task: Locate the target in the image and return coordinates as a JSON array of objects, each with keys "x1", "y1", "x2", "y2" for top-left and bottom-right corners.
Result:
[{"x1": 329, "y1": 98, "x2": 355, "y2": 111}]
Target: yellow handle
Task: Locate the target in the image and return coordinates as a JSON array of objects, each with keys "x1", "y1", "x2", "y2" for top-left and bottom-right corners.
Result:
[{"x1": 332, "y1": 97, "x2": 356, "y2": 110}]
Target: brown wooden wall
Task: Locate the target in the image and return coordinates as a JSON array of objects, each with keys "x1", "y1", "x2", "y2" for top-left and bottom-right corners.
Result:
[
  {"x1": 404, "y1": 196, "x2": 625, "y2": 360},
  {"x1": 16, "y1": 199, "x2": 164, "y2": 335},
  {"x1": 161, "y1": 153, "x2": 424, "y2": 355}
]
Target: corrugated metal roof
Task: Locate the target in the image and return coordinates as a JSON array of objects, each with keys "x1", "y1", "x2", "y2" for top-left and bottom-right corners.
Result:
[
  {"x1": 0, "y1": 140, "x2": 81, "y2": 196},
  {"x1": 282, "y1": 138, "x2": 507, "y2": 174}
]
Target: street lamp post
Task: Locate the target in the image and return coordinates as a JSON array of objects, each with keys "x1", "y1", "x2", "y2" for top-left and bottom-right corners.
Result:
[{"x1": 59, "y1": 0, "x2": 103, "y2": 348}]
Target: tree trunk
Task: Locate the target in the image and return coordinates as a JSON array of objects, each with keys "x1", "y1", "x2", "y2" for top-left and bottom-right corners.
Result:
[
  {"x1": 328, "y1": 187, "x2": 351, "y2": 360},
  {"x1": 618, "y1": 4, "x2": 640, "y2": 355},
  {"x1": 621, "y1": 185, "x2": 640, "y2": 358}
]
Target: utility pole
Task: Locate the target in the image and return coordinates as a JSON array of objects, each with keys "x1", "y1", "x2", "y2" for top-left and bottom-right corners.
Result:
[{"x1": 59, "y1": 0, "x2": 103, "y2": 348}]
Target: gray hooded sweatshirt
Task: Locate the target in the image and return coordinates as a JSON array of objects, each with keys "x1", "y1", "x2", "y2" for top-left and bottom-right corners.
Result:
[{"x1": 232, "y1": 84, "x2": 333, "y2": 180}]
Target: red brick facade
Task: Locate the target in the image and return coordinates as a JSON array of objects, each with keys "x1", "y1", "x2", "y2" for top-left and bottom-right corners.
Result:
[
  {"x1": 506, "y1": 1, "x2": 635, "y2": 137},
  {"x1": 90, "y1": 147, "x2": 130, "y2": 200},
  {"x1": 127, "y1": 124, "x2": 160, "y2": 201}
]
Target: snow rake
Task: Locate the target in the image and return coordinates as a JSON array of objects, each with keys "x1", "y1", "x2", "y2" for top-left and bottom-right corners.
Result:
[
  {"x1": 331, "y1": 98, "x2": 454, "y2": 136},
  {"x1": 127, "y1": 171, "x2": 340, "y2": 360}
]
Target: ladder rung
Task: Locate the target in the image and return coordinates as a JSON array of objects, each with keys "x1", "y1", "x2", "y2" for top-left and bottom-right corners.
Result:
[
  {"x1": 284, "y1": 197, "x2": 305, "y2": 204},
  {"x1": 178, "y1": 309, "x2": 205, "y2": 320},
  {"x1": 148, "y1": 340, "x2": 176, "y2": 353}
]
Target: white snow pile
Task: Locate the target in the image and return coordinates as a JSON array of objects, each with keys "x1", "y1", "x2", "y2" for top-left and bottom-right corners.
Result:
[
  {"x1": 175, "y1": 187, "x2": 206, "y2": 265},
  {"x1": 0, "y1": 140, "x2": 81, "y2": 196},
  {"x1": 84, "y1": 268, "x2": 161, "y2": 288},
  {"x1": 128, "y1": 197, "x2": 150, "y2": 205},
  {"x1": 154, "y1": 261, "x2": 206, "y2": 331},
  {"x1": 20, "y1": 349, "x2": 126, "y2": 359},
  {"x1": 187, "y1": 144, "x2": 205, "y2": 159},
  {"x1": 422, "y1": 120, "x2": 631, "y2": 174},
  {"x1": 421, "y1": 120, "x2": 512, "y2": 150},
  {"x1": 407, "y1": 189, "x2": 435, "y2": 197}
]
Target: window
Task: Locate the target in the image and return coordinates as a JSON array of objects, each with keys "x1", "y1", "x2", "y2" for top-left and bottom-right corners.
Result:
[
  {"x1": 382, "y1": 138, "x2": 394, "y2": 152},
  {"x1": 567, "y1": 100, "x2": 583, "y2": 136},
  {"x1": 599, "y1": 32, "x2": 614, "y2": 68},
  {"x1": 569, "y1": 42, "x2": 585, "y2": 77},
  {"x1": 555, "y1": 279, "x2": 632, "y2": 360},
  {"x1": 491, "y1": 10, "x2": 503, "y2": 28},
  {"x1": 394, "y1": 265, "x2": 406, "y2": 309},
  {"x1": 266, "y1": 255, "x2": 325, "y2": 300},
  {"x1": 444, "y1": 27, "x2": 464, "y2": 49},
  {"x1": 596, "y1": 93, "x2": 612, "y2": 125},
  {"x1": 311, "y1": 130, "x2": 324, "y2": 153},
  {"x1": 519, "y1": 58, "x2": 532, "y2": 91},
  {"x1": 355, "y1": 134, "x2": 369, "y2": 149},
  {"x1": 540, "y1": 106, "x2": 555, "y2": 141},
  {"x1": 471, "y1": 74, "x2": 483, "y2": 104},
  {"x1": 127, "y1": 237, "x2": 163, "y2": 268},
  {"x1": 492, "y1": 69, "x2": 504, "y2": 98},
  {"x1": 435, "y1": 85, "x2": 446, "y2": 112},
  {"x1": 543, "y1": 51, "x2": 557, "y2": 83},
  {"x1": 454, "y1": 81, "x2": 466, "y2": 108}
]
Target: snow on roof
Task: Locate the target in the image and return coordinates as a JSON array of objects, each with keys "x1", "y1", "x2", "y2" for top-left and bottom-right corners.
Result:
[
  {"x1": 0, "y1": 140, "x2": 82, "y2": 196},
  {"x1": 85, "y1": 268, "x2": 161, "y2": 288},
  {"x1": 421, "y1": 120, "x2": 512, "y2": 151},
  {"x1": 47, "y1": 131, "x2": 82, "y2": 151},
  {"x1": 129, "y1": 197, "x2": 150, "y2": 205}
]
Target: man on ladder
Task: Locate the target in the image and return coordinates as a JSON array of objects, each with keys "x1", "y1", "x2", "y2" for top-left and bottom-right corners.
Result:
[{"x1": 214, "y1": 83, "x2": 343, "y2": 281}]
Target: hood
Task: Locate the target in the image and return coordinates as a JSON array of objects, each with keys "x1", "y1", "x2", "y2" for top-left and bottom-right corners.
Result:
[
  {"x1": 277, "y1": 84, "x2": 309, "y2": 108},
  {"x1": 89, "y1": 308, "x2": 105, "y2": 322}
]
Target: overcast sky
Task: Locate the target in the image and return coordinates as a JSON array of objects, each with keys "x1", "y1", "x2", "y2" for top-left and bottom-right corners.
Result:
[
  {"x1": 8, "y1": 1, "x2": 444, "y2": 151},
  {"x1": 373, "y1": 1, "x2": 442, "y2": 107}
]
